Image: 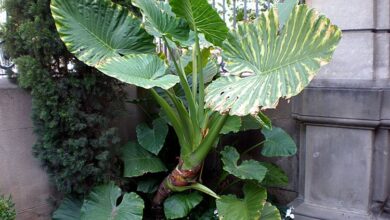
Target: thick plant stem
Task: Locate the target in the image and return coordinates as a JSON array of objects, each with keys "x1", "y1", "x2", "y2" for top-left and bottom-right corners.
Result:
[
  {"x1": 152, "y1": 161, "x2": 202, "y2": 206},
  {"x1": 152, "y1": 178, "x2": 172, "y2": 207}
]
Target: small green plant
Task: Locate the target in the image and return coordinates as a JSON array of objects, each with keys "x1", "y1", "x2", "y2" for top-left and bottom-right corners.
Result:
[
  {"x1": 0, "y1": 195, "x2": 16, "y2": 220},
  {"x1": 50, "y1": 0, "x2": 341, "y2": 219}
]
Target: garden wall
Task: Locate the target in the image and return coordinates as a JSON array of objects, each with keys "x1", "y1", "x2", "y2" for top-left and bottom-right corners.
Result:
[
  {"x1": 0, "y1": 79, "x2": 53, "y2": 219},
  {"x1": 0, "y1": 79, "x2": 143, "y2": 220},
  {"x1": 288, "y1": 0, "x2": 390, "y2": 219}
]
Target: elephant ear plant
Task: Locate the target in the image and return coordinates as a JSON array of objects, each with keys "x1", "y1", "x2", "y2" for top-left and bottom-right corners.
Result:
[{"x1": 51, "y1": 0, "x2": 341, "y2": 219}]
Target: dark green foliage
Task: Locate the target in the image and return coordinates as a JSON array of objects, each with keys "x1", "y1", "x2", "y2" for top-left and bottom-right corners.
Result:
[
  {"x1": 0, "y1": 195, "x2": 16, "y2": 220},
  {"x1": 1, "y1": 0, "x2": 126, "y2": 194},
  {"x1": 112, "y1": 0, "x2": 141, "y2": 16}
]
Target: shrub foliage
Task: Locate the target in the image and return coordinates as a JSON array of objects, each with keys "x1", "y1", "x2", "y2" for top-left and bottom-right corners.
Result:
[
  {"x1": 0, "y1": 195, "x2": 16, "y2": 220},
  {"x1": 1, "y1": 0, "x2": 126, "y2": 194}
]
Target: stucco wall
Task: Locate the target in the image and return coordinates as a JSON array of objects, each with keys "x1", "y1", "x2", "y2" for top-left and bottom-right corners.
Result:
[{"x1": 0, "y1": 79, "x2": 54, "y2": 220}]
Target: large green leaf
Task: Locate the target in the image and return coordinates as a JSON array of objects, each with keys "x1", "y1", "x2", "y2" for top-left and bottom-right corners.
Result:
[
  {"x1": 97, "y1": 54, "x2": 179, "y2": 90},
  {"x1": 240, "y1": 113, "x2": 272, "y2": 132},
  {"x1": 178, "y1": 31, "x2": 214, "y2": 48},
  {"x1": 205, "y1": 5, "x2": 341, "y2": 116},
  {"x1": 253, "y1": 112, "x2": 272, "y2": 130},
  {"x1": 52, "y1": 197, "x2": 82, "y2": 220},
  {"x1": 220, "y1": 116, "x2": 242, "y2": 134},
  {"x1": 133, "y1": 0, "x2": 190, "y2": 40},
  {"x1": 122, "y1": 142, "x2": 167, "y2": 178},
  {"x1": 169, "y1": 0, "x2": 228, "y2": 46},
  {"x1": 261, "y1": 127, "x2": 297, "y2": 157},
  {"x1": 81, "y1": 183, "x2": 144, "y2": 220},
  {"x1": 51, "y1": 0, "x2": 154, "y2": 66},
  {"x1": 136, "y1": 118, "x2": 168, "y2": 155},
  {"x1": 221, "y1": 146, "x2": 267, "y2": 183},
  {"x1": 164, "y1": 192, "x2": 203, "y2": 219},
  {"x1": 167, "y1": 182, "x2": 220, "y2": 200},
  {"x1": 216, "y1": 183, "x2": 267, "y2": 220},
  {"x1": 259, "y1": 162, "x2": 288, "y2": 187},
  {"x1": 260, "y1": 203, "x2": 281, "y2": 220},
  {"x1": 197, "y1": 209, "x2": 218, "y2": 220},
  {"x1": 137, "y1": 178, "x2": 160, "y2": 194}
]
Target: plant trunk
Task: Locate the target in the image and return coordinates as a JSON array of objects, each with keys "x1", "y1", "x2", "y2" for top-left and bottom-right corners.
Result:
[{"x1": 152, "y1": 160, "x2": 202, "y2": 206}]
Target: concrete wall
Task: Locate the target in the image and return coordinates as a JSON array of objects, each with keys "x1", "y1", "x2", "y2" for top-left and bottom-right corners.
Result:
[
  {"x1": 0, "y1": 79, "x2": 54, "y2": 220},
  {"x1": 0, "y1": 80, "x2": 143, "y2": 220}
]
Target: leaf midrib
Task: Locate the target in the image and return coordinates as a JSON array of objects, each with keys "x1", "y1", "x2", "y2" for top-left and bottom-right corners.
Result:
[{"x1": 71, "y1": 16, "x2": 117, "y2": 55}]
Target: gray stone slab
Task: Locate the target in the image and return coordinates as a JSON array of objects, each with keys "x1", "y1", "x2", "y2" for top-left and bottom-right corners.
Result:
[
  {"x1": 375, "y1": 33, "x2": 390, "y2": 79},
  {"x1": 372, "y1": 129, "x2": 390, "y2": 202},
  {"x1": 293, "y1": 87, "x2": 382, "y2": 122},
  {"x1": 315, "y1": 32, "x2": 374, "y2": 80},
  {"x1": 265, "y1": 99, "x2": 294, "y2": 120},
  {"x1": 293, "y1": 202, "x2": 373, "y2": 220},
  {"x1": 306, "y1": 0, "x2": 375, "y2": 30},
  {"x1": 376, "y1": 0, "x2": 390, "y2": 30},
  {"x1": 304, "y1": 126, "x2": 373, "y2": 212},
  {"x1": 308, "y1": 79, "x2": 390, "y2": 89},
  {"x1": 382, "y1": 90, "x2": 390, "y2": 120}
]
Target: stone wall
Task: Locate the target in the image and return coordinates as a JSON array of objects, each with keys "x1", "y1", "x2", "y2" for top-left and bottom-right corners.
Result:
[
  {"x1": 0, "y1": 79, "x2": 143, "y2": 220},
  {"x1": 0, "y1": 79, "x2": 54, "y2": 220},
  {"x1": 287, "y1": 0, "x2": 390, "y2": 219}
]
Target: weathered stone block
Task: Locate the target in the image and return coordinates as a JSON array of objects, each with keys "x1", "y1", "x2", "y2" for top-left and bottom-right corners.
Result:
[
  {"x1": 304, "y1": 126, "x2": 373, "y2": 212},
  {"x1": 306, "y1": 0, "x2": 374, "y2": 30},
  {"x1": 293, "y1": 87, "x2": 382, "y2": 122},
  {"x1": 382, "y1": 90, "x2": 390, "y2": 121},
  {"x1": 375, "y1": 33, "x2": 390, "y2": 79},
  {"x1": 315, "y1": 32, "x2": 374, "y2": 80},
  {"x1": 372, "y1": 129, "x2": 390, "y2": 202},
  {"x1": 291, "y1": 85, "x2": 390, "y2": 219},
  {"x1": 376, "y1": 0, "x2": 390, "y2": 30}
]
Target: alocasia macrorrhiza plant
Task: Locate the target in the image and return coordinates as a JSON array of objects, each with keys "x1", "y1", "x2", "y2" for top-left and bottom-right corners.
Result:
[{"x1": 50, "y1": 0, "x2": 341, "y2": 219}]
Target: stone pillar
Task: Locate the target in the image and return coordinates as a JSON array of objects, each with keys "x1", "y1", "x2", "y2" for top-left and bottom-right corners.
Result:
[
  {"x1": 0, "y1": 79, "x2": 54, "y2": 220},
  {"x1": 291, "y1": 0, "x2": 390, "y2": 219}
]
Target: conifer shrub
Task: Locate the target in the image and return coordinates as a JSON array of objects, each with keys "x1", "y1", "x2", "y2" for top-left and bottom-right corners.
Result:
[{"x1": 1, "y1": 0, "x2": 126, "y2": 194}]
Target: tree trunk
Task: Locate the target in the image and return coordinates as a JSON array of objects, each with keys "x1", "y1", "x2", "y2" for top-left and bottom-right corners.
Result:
[{"x1": 152, "y1": 160, "x2": 202, "y2": 206}]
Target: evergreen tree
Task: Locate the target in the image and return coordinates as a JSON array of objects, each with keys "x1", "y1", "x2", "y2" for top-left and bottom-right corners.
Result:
[{"x1": 1, "y1": 0, "x2": 126, "y2": 194}]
